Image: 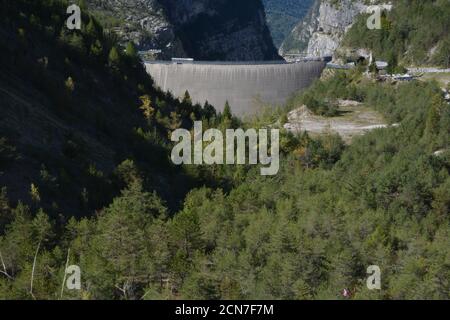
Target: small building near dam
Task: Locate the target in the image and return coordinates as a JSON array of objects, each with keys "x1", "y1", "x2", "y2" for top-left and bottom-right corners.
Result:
[{"x1": 145, "y1": 60, "x2": 326, "y2": 116}]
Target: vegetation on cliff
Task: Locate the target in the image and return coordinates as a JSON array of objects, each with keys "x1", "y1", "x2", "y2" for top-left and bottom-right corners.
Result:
[{"x1": 344, "y1": 0, "x2": 450, "y2": 67}]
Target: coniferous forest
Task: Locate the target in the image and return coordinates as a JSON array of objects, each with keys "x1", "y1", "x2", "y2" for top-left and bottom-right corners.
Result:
[
  {"x1": 344, "y1": 0, "x2": 450, "y2": 68},
  {"x1": 0, "y1": 0, "x2": 449, "y2": 300}
]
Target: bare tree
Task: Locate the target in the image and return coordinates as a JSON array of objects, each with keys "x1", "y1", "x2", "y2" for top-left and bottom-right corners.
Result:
[
  {"x1": 30, "y1": 241, "x2": 41, "y2": 300},
  {"x1": 60, "y1": 248, "x2": 71, "y2": 299},
  {"x1": 0, "y1": 249, "x2": 12, "y2": 279}
]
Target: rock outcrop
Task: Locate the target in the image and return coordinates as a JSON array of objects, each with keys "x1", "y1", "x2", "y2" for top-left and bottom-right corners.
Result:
[
  {"x1": 279, "y1": 0, "x2": 321, "y2": 55},
  {"x1": 86, "y1": 0, "x2": 184, "y2": 59},
  {"x1": 86, "y1": 0, "x2": 280, "y2": 61},
  {"x1": 262, "y1": 0, "x2": 314, "y2": 48},
  {"x1": 281, "y1": 0, "x2": 369, "y2": 58},
  {"x1": 306, "y1": 0, "x2": 369, "y2": 57}
]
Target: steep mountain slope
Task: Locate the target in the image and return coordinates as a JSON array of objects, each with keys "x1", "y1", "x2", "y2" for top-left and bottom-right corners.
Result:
[
  {"x1": 280, "y1": 0, "x2": 368, "y2": 56},
  {"x1": 304, "y1": 0, "x2": 368, "y2": 57},
  {"x1": 0, "y1": 0, "x2": 217, "y2": 217},
  {"x1": 342, "y1": 0, "x2": 450, "y2": 67},
  {"x1": 281, "y1": 0, "x2": 450, "y2": 68},
  {"x1": 279, "y1": 0, "x2": 320, "y2": 55},
  {"x1": 87, "y1": 0, "x2": 281, "y2": 60},
  {"x1": 86, "y1": 0, "x2": 185, "y2": 59},
  {"x1": 262, "y1": 0, "x2": 313, "y2": 48}
]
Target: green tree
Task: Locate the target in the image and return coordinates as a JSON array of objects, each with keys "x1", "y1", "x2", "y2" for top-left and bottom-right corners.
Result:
[
  {"x1": 223, "y1": 101, "x2": 232, "y2": 120},
  {"x1": 0, "y1": 188, "x2": 12, "y2": 234},
  {"x1": 125, "y1": 42, "x2": 137, "y2": 59},
  {"x1": 182, "y1": 90, "x2": 192, "y2": 105},
  {"x1": 65, "y1": 76, "x2": 75, "y2": 93},
  {"x1": 90, "y1": 39, "x2": 103, "y2": 58},
  {"x1": 433, "y1": 39, "x2": 450, "y2": 67},
  {"x1": 78, "y1": 181, "x2": 168, "y2": 299},
  {"x1": 108, "y1": 46, "x2": 121, "y2": 68},
  {"x1": 68, "y1": 33, "x2": 85, "y2": 54},
  {"x1": 425, "y1": 95, "x2": 443, "y2": 142},
  {"x1": 85, "y1": 18, "x2": 97, "y2": 38}
]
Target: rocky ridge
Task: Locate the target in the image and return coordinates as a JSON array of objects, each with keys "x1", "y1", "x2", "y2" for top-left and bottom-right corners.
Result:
[
  {"x1": 86, "y1": 0, "x2": 280, "y2": 61},
  {"x1": 281, "y1": 0, "x2": 371, "y2": 58}
]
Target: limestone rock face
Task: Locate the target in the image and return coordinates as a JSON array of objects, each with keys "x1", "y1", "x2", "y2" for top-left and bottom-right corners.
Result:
[
  {"x1": 279, "y1": 0, "x2": 321, "y2": 55},
  {"x1": 306, "y1": 0, "x2": 368, "y2": 57},
  {"x1": 281, "y1": 0, "x2": 368, "y2": 58},
  {"x1": 86, "y1": 0, "x2": 184, "y2": 59},
  {"x1": 86, "y1": 0, "x2": 280, "y2": 61}
]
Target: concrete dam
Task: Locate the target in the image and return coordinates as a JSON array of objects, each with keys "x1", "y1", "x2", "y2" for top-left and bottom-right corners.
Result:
[{"x1": 145, "y1": 61, "x2": 326, "y2": 116}]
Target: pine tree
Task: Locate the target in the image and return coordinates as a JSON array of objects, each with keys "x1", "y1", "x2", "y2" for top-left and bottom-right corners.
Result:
[
  {"x1": 86, "y1": 18, "x2": 97, "y2": 38},
  {"x1": 90, "y1": 39, "x2": 103, "y2": 58},
  {"x1": 170, "y1": 209, "x2": 203, "y2": 260},
  {"x1": 78, "y1": 0, "x2": 88, "y2": 10},
  {"x1": 125, "y1": 42, "x2": 137, "y2": 59},
  {"x1": 434, "y1": 39, "x2": 450, "y2": 68},
  {"x1": 32, "y1": 210, "x2": 53, "y2": 245},
  {"x1": 425, "y1": 95, "x2": 443, "y2": 142},
  {"x1": 68, "y1": 33, "x2": 85, "y2": 54},
  {"x1": 223, "y1": 101, "x2": 232, "y2": 120},
  {"x1": 139, "y1": 95, "x2": 155, "y2": 121},
  {"x1": 30, "y1": 183, "x2": 41, "y2": 203},
  {"x1": 65, "y1": 76, "x2": 75, "y2": 93},
  {"x1": 0, "y1": 187, "x2": 12, "y2": 233},
  {"x1": 85, "y1": 181, "x2": 167, "y2": 299},
  {"x1": 108, "y1": 46, "x2": 121, "y2": 68},
  {"x1": 182, "y1": 90, "x2": 192, "y2": 105}
]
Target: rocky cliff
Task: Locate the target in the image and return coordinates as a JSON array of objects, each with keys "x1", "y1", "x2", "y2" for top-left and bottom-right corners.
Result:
[
  {"x1": 306, "y1": 0, "x2": 368, "y2": 57},
  {"x1": 279, "y1": 0, "x2": 320, "y2": 55},
  {"x1": 262, "y1": 0, "x2": 314, "y2": 48},
  {"x1": 86, "y1": 0, "x2": 183, "y2": 59},
  {"x1": 87, "y1": 0, "x2": 280, "y2": 61},
  {"x1": 280, "y1": 0, "x2": 368, "y2": 57}
]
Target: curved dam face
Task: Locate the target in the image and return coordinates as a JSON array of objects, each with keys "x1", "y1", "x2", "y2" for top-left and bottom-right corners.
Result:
[{"x1": 145, "y1": 61, "x2": 326, "y2": 116}]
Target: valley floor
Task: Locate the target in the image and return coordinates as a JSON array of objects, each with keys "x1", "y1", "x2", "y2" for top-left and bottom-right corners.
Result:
[{"x1": 284, "y1": 101, "x2": 387, "y2": 143}]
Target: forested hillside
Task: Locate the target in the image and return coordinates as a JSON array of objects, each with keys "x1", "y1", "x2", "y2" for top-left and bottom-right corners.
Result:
[
  {"x1": 0, "y1": 0, "x2": 238, "y2": 217},
  {"x1": 343, "y1": 0, "x2": 450, "y2": 67},
  {"x1": 0, "y1": 0, "x2": 449, "y2": 300}
]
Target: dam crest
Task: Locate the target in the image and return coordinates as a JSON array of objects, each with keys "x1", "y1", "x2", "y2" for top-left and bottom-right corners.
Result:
[{"x1": 145, "y1": 60, "x2": 326, "y2": 116}]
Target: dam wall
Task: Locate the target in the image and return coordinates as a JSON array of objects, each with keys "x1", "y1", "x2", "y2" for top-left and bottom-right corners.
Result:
[{"x1": 145, "y1": 61, "x2": 326, "y2": 116}]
